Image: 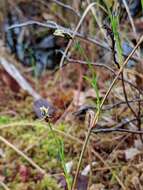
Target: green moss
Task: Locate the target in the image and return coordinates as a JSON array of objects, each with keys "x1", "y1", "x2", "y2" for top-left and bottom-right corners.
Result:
[
  {"x1": 38, "y1": 176, "x2": 62, "y2": 190},
  {"x1": 0, "y1": 120, "x2": 72, "y2": 189},
  {"x1": 0, "y1": 116, "x2": 11, "y2": 124}
]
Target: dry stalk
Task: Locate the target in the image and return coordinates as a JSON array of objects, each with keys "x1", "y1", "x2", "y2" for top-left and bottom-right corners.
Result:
[
  {"x1": 122, "y1": 0, "x2": 137, "y2": 35},
  {"x1": 59, "y1": 2, "x2": 105, "y2": 68},
  {"x1": 0, "y1": 136, "x2": 46, "y2": 175},
  {"x1": 0, "y1": 181, "x2": 10, "y2": 190},
  {"x1": 72, "y1": 35, "x2": 143, "y2": 190}
]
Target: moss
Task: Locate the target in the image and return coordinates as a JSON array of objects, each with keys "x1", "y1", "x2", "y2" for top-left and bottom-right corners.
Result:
[
  {"x1": 38, "y1": 176, "x2": 62, "y2": 190},
  {"x1": 0, "y1": 116, "x2": 11, "y2": 124}
]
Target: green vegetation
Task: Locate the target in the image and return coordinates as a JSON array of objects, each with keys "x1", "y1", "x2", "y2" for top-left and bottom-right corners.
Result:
[{"x1": 0, "y1": 1, "x2": 143, "y2": 189}]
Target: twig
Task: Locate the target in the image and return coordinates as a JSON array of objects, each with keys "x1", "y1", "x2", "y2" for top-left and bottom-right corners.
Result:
[
  {"x1": 120, "y1": 72, "x2": 143, "y2": 142},
  {"x1": 53, "y1": 57, "x2": 143, "y2": 94},
  {"x1": 50, "y1": 47, "x2": 141, "y2": 94},
  {"x1": 7, "y1": 20, "x2": 109, "y2": 50},
  {"x1": 0, "y1": 181, "x2": 10, "y2": 190},
  {"x1": 59, "y1": 2, "x2": 98, "y2": 69},
  {"x1": 104, "y1": 98, "x2": 143, "y2": 111},
  {"x1": 90, "y1": 145, "x2": 125, "y2": 189},
  {"x1": 122, "y1": 0, "x2": 137, "y2": 41},
  {"x1": 103, "y1": 24, "x2": 120, "y2": 68},
  {"x1": 72, "y1": 35, "x2": 143, "y2": 190},
  {"x1": 37, "y1": 0, "x2": 67, "y2": 24},
  {"x1": 86, "y1": 0, "x2": 108, "y2": 43},
  {"x1": 121, "y1": 72, "x2": 137, "y2": 117},
  {"x1": 51, "y1": 0, "x2": 81, "y2": 18},
  {"x1": 92, "y1": 115, "x2": 143, "y2": 134},
  {"x1": 137, "y1": 91, "x2": 142, "y2": 141},
  {"x1": 115, "y1": 117, "x2": 140, "y2": 128},
  {"x1": 104, "y1": 22, "x2": 141, "y2": 139},
  {"x1": 92, "y1": 128, "x2": 143, "y2": 134},
  {"x1": 0, "y1": 136, "x2": 46, "y2": 175},
  {"x1": 7, "y1": 20, "x2": 141, "y2": 62},
  {"x1": 73, "y1": 98, "x2": 143, "y2": 116}
]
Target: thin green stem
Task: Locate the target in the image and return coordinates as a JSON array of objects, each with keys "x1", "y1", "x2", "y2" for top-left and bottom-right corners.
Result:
[
  {"x1": 72, "y1": 35, "x2": 143, "y2": 190},
  {"x1": 48, "y1": 121, "x2": 71, "y2": 190}
]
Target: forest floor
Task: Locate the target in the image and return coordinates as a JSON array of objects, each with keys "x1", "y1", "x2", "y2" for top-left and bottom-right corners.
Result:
[{"x1": 0, "y1": 1, "x2": 143, "y2": 190}]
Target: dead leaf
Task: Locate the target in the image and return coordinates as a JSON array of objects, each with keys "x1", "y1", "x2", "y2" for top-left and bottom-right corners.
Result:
[
  {"x1": 125, "y1": 148, "x2": 140, "y2": 160},
  {"x1": 89, "y1": 184, "x2": 105, "y2": 190},
  {"x1": 77, "y1": 174, "x2": 88, "y2": 190}
]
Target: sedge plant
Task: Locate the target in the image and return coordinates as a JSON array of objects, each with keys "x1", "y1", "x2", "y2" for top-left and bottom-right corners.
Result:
[{"x1": 40, "y1": 106, "x2": 72, "y2": 190}]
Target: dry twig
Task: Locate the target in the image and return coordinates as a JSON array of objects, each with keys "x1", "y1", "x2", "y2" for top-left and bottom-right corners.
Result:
[{"x1": 0, "y1": 136, "x2": 46, "y2": 175}]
